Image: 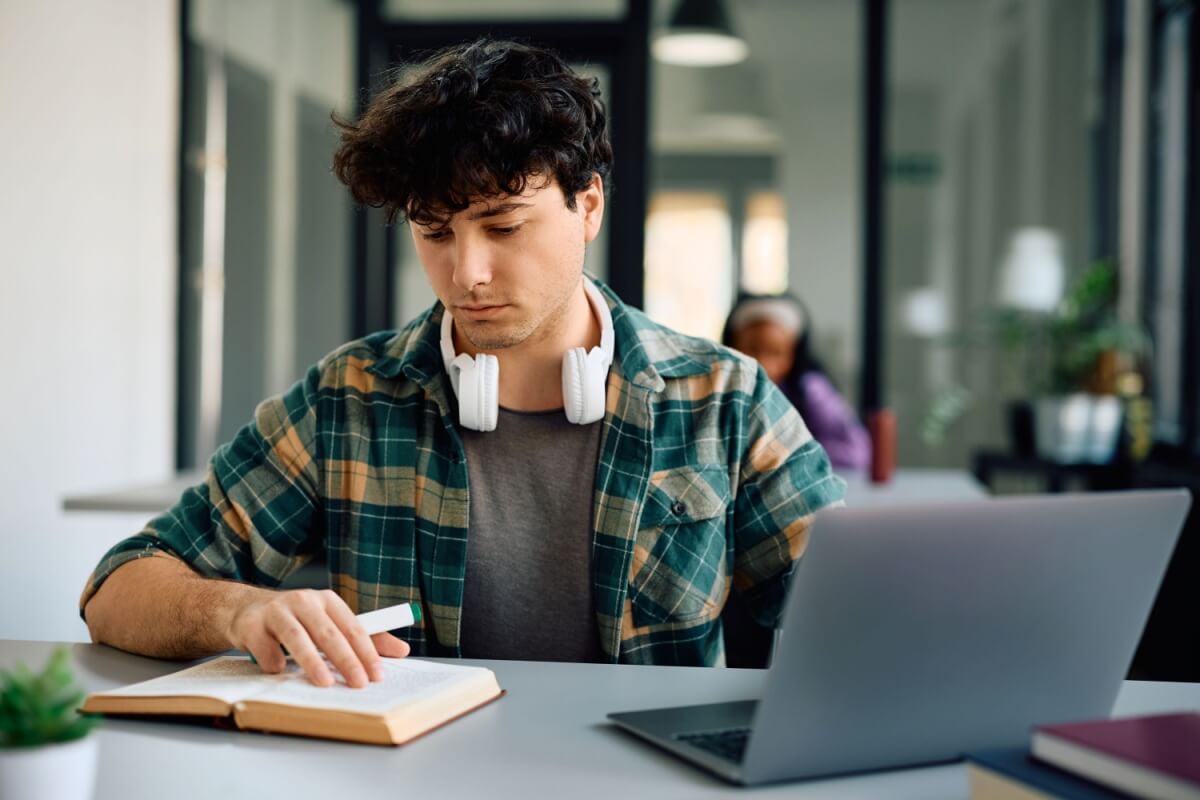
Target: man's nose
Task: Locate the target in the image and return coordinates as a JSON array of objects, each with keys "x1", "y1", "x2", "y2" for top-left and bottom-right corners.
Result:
[{"x1": 451, "y1": 235, "x2": 493, "y2": 291}]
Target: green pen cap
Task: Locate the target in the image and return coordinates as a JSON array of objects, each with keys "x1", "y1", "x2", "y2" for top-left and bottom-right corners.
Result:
[{"x1": 411, "y1": 602, "x2": 422, "y2": 624}]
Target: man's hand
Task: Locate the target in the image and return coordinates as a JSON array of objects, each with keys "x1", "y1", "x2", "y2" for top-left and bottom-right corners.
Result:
[
  {"x1": 227, "y1": 589, "x2": 411, "y2": 688},
  {"x1": 84, "y1": 558, "x2": 410, "y2": 688}
]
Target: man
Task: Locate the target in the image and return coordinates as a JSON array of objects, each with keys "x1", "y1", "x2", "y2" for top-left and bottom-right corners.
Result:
[{"x1": 81, "y1": 40, "x2": 845, "y2": 688}]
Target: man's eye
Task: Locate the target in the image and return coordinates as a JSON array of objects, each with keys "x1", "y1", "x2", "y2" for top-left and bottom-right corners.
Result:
[
  {"x1": 422, "y1": 231, "x2": 452, "y2": 242},
  {"x1": 490, "y1": 225, "x2": 520, "y2": 236}
]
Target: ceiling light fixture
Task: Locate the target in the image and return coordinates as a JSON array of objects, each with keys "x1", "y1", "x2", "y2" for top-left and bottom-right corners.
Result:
[{"x1": 653, "y1": 0, "x2": 748, "y2": 67}]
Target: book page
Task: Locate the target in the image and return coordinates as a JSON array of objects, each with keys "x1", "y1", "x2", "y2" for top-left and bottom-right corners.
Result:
[
  {"x1": 96, "y1": 656, "x2": 281, "y2": 705},
  {"x1": 246, "y1": 658, "x2": 492, "y2": 715}
]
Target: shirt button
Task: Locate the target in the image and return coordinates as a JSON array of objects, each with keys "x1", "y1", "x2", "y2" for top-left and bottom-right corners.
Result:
[{"x1": 670, "y1": 501, "x2": 687, "y2": 516}]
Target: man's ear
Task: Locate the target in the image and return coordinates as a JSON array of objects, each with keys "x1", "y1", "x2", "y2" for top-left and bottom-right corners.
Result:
[{"x1": 580, "y1": 173, "x2": 605, "y2": 244}]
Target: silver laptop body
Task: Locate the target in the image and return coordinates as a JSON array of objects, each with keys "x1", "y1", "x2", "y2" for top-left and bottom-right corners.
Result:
[{"x1": 608, "y1": 489, "x2": 1192, "y2": 785}]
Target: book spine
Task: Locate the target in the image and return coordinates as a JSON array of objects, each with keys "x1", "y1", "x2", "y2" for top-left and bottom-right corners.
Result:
[{"x1": 1032, "y1": 733, "x2": 1200, "y2": 800}]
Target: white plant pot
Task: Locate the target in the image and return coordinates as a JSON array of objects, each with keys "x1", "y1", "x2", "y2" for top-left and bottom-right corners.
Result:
[
  {"x1": 1034, "y1": 394, "x2": 1124, "y2": 464},
  {"x1": 0, "y1": 736, "x2": 98, "y2": 800}
]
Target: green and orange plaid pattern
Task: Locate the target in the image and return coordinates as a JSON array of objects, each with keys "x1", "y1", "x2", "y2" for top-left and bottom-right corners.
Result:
[{"x1": 81, "y1": 280, "x2": 845, "y2": 666}]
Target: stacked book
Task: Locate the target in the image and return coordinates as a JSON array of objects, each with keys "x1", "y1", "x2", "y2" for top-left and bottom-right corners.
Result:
[{"x1": 966, "y1": 712, "x2": 1200, "y2": 799}]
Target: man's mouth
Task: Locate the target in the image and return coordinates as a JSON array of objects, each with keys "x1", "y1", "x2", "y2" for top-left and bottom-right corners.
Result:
[{"x1": 455, "y1": 303, "x2": 508, "y2": 320}]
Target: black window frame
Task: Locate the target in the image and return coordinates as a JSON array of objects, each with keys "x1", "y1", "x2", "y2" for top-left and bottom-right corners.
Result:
[{"x1": 1142, "y1": 0, "x2": 1199, "y2": 464}]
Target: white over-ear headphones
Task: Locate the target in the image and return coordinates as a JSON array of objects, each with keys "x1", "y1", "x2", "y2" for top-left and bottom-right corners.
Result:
[{"x1": 439, "y1": 280, "x2": 615, "y2": 432}]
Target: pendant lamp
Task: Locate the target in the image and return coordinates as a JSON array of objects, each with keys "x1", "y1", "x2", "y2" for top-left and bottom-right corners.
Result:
[{"x1": 653, "y1": 0, "x2": 748, "y2": 67}]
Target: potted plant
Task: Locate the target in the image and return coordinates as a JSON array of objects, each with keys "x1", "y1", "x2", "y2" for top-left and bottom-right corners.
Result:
[
  {"x1": 999, "y1": 260, "x2": 1149, "y2": 462},
  {"x1": 923, "y1": 260, "x2": 1150, "y2": 464},
  {"x1": 0, "y1": 647, "x2": 100, "y2": 800}
]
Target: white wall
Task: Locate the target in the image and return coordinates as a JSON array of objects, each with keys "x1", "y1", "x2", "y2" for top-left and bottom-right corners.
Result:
[{"x1": 0, "y1": 2, "x2": 179, "y2": 641}]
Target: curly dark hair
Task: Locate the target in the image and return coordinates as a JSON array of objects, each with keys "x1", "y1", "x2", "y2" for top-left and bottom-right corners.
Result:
[{"x1": 332, "y1": 39, "x2": 613, "y2": 227}]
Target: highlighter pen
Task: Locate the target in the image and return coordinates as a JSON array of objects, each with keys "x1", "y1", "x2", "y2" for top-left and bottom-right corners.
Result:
[
  {"x1": 355, "y1": 600, "x2": 422, "y2": 635},
  {"x1": 246, "y1": 601, "x2": 422, "y2": 664}
]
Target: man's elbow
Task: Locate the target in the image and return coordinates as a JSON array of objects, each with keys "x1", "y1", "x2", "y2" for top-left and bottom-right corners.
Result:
[
  {"x1": 81, "y1": 579, "x2": 114, "y2": 646},
  {"x1": 79, "y1": 559, "x2": 145, "y2": 647}
]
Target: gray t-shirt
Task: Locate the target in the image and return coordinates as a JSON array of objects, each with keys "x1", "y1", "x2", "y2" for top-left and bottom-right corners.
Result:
[{"x1": 458, "y1": 407, "x2": 605, "y2": 662}]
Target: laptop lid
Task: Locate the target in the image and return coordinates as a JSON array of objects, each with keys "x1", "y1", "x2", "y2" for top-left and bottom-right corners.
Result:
[{"x1": 739, "y1": 489, "x2": 1191, "y2": 784}]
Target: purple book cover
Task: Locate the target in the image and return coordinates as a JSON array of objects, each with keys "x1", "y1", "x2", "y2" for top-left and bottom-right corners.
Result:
[{"x1": 1038, "y1": 712, "x2": 1200, "y2": 785}]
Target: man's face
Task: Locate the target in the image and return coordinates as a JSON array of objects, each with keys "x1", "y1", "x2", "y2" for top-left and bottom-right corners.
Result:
[{"x1": 412, "y1": 175, "x2": 604, "y2": 352}]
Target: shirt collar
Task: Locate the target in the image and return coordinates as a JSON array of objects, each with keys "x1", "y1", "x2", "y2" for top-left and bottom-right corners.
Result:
[{"x1": 364, "y1": 277, "x2": 713, "y2": 392}]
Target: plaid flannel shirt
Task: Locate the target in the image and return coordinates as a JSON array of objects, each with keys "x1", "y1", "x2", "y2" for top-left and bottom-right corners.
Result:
[{"x1": 81, "y1": 280, "x2": 846, "y2": 666}]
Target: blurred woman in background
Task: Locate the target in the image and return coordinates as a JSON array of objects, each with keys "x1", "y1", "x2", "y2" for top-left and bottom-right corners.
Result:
[{"x1": 722, "y1": 293, "x2": 871, "y2": 471}]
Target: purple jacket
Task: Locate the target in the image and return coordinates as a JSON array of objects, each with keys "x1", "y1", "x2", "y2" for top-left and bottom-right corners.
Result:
[{"x1": 784, "y1": 372, "x2": 872, "y2": 471}]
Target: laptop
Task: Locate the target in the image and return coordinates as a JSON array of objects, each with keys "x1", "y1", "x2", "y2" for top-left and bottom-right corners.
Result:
[{"x1": 608, "y1": 489, "x2": 1192, "y2": 786}]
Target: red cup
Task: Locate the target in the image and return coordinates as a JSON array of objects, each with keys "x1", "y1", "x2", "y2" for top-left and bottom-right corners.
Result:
[{"x1": 868, "y1": 409, "x2": 896, "y2": 484}]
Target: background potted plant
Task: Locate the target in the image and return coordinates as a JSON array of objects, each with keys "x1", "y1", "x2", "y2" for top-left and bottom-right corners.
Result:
[
  {"x1": 922, "y1": 256, "x2": 1150, "y2": 464},
  {"x1": 0, "y1": 647, "x2": 100, "y2": 799},
  {"x1": 992, "y1": 260, "x2": 1150, "y2": 463}
]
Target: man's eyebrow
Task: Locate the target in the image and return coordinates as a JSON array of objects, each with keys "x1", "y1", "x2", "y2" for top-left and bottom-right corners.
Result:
[{"x1": 468, "y1": 202, "x2": 533, "y2": 221}]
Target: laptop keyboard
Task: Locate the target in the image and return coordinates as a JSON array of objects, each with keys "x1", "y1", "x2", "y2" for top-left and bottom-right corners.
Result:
[{"x1": 674, "y1": 727, "x2": 751, "y2": 763}]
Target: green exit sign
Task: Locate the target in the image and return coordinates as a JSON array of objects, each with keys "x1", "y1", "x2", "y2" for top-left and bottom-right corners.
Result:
[{"x1": 887, "y1": 154, "x2": 940, "y2": 183}]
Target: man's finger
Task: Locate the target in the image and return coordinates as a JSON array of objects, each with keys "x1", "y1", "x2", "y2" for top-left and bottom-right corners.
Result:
[
  {"x1": 268, "y1": 612, "x2": 334, "y2": 687},
  {"x1": 244, "y1": 632, "x2": 287, "y2": 674},
  {"x1": 372, "y1": 632, "x2": 411, "y2": 659},
  {"x1": 293, "y1": 601, "x2": 368, "y2": 688},
  {"x1": 324, "y1": 596, "x2": 384, "y2": 682}
]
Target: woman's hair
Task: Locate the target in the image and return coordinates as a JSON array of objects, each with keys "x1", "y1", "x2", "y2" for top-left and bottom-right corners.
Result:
[
  {"x1": 332, "y1": 39, "x2": 613, "y2": 227},
  {"x1": 721, "y1": 292, "x2": 828, "y2": 418}
]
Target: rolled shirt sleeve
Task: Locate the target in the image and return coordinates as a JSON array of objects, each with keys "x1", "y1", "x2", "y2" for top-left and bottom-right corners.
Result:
[
  {"x1": 79, "y1": 366, "x2": 325, "y2": 614},
  {"x1": 731, "y1": 364, "x2": 846, "y2": 627}
]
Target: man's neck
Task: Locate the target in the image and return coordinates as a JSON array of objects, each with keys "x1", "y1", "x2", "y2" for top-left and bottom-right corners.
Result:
[{"x1": 478, "y1": 283, "x2": 601, "y2": 413}]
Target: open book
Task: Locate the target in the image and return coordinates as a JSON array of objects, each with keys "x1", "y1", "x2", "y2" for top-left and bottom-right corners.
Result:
[{"x1": 81, "y1": 656, "x2": 503, "y2": 746}]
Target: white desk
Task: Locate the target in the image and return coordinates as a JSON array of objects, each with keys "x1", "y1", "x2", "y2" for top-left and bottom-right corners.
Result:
[
  {"x1": 839, "y1": 468, "x2": 987, "y2": 508},
  {"x1": 3, "y1": 641, "x2": 1196, "y2": 800},
  {"x1": 64, "y1": 469, "x2": 987, "y2": 514}
]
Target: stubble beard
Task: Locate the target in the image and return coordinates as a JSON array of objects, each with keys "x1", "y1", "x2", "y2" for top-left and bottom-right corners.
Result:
[
  {"x1": 456, "y1": 280, "x2": 578, "y2": 352},
  {"x1": 457, "y1": 317, "x2": 537, "y2": 350}
]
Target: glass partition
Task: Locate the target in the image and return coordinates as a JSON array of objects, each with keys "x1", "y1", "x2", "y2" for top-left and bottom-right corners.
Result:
[
  {"x1": 884, "y1": 0, "x2": 1108, "y2": 469},
  {"x1": 179, "y1": 0, "x2": 355, "y2": 466}
]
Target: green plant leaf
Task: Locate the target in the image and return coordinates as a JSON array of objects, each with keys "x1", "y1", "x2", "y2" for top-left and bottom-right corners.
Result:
[
  {"x1": 0, "y1": 647, "x2": 98, "y2": 748},
  {"x1": 918, "y1": 260, "x2": 1152, "y2": 442}
]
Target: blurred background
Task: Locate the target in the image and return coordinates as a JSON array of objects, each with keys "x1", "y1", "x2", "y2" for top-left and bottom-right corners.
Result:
[{"x1": 1, "y1": 0, "x2": 1197, "y2": 678}]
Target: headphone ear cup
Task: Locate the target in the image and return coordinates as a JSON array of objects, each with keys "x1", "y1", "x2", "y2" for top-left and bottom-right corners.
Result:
[
  {"x1": 454, "y1": 352, "x2": 499, "y2": 432},
  {"x1": 477, "y1": 354, "x2": 499, "y2": 431},
  {"x1": 562, "y1": 347, "x2": 587, "y2": 424},
  {"x1": 581, "y1": 347, "x2": 609, "y2": 422}
]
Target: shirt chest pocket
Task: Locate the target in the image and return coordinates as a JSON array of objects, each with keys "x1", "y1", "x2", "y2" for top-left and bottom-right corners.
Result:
[{"x1": 629, "y1": 465, "x2": 731, "y2": 627}]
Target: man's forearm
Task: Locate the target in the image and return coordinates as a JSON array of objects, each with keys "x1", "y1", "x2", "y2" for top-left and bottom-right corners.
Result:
[{"x1": 84, "y1": 555, "x2": 275, "y2": 659}]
